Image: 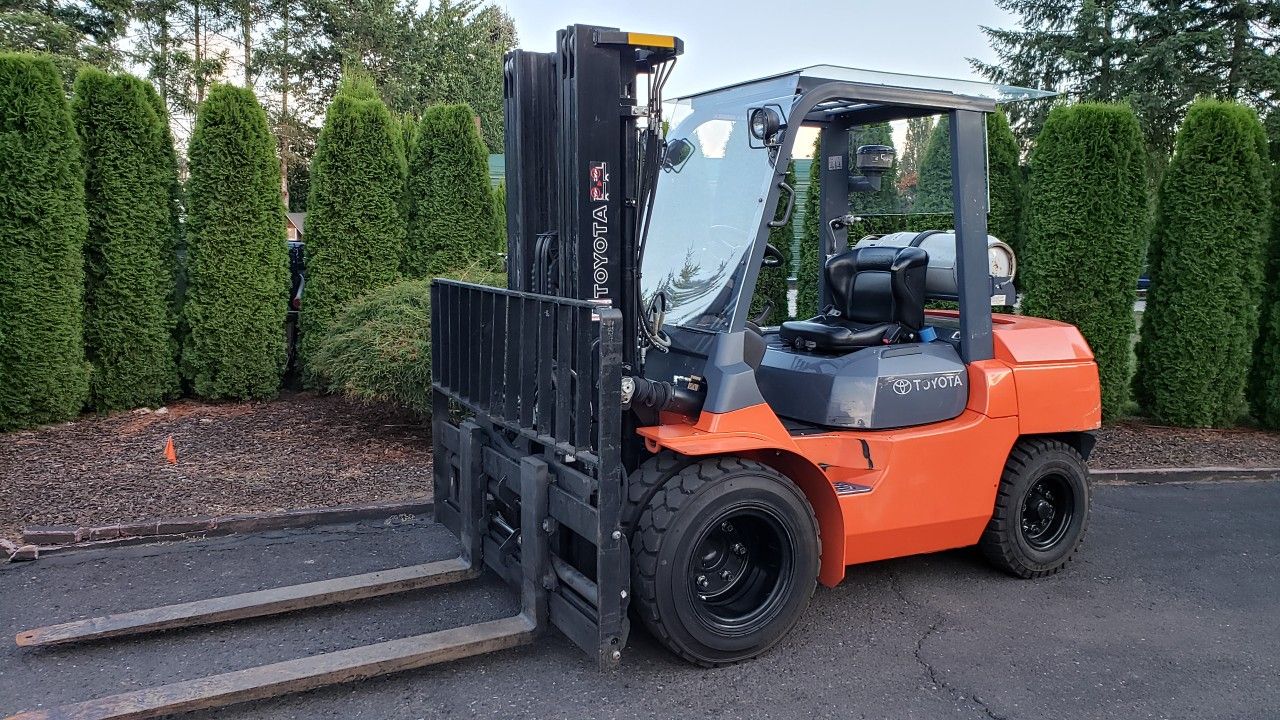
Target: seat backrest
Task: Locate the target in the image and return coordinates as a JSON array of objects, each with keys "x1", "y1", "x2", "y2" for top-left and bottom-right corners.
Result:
[{"x1": 825, "y1": 246, "x2": 928, "y2": 330}]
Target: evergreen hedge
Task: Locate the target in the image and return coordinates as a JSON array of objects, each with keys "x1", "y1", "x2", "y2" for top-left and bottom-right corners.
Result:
[
  {"x1": 180, "y1": 84, "x2": 289, "y2": 399},
  {"x1": 492, "y1": 180, "x2": 508, "y2": 272},
  {"x1": 1249, "y1": 114, "x2": 1280, "y2": 428},
  {"x1": 0, "y1": 53, "x2": 88, "y2": 430},
  {"x1": 750, "y1": 162, "x2": 796, "y2": 324},
  {"x1": 298, "y1": 73, "x2": 405, "y2": 380},
  {"x1": 915, "y1": 117, "x2": 952, "y2": 213},
  {"x1": 986, "y1": 110, "x2": 1025, "y2": 252},
  {"x1": 1134, "y1": 99, "x2": 1270, "y2": 426},
  {"x1": 142, "y1": 82, "x2": 186, "y2": 340},
  {"x1": 73, "y1": 69, "x2": 179, "y2": 412},
  {"x1": 796, "y1": 136, "x2": 823, "y2": 320},
  {"x1": 1022, "y1": 103, "x2": 1148, "y2": 419},
  {"x1": 403, "y1": 104, "x2": 497, "y2": 277}
]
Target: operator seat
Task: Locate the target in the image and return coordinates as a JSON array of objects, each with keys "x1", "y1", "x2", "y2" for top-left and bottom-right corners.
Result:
[{"x1": 779, "y1": 246, "x2": 929, "y2": 352}]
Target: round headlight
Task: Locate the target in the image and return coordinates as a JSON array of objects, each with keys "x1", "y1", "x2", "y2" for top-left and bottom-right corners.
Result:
[{"x1": 749, "y1": 107, "x2": 780, "y2": 141}]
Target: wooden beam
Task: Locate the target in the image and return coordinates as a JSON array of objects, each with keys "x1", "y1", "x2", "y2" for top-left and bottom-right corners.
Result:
[
  {"x1": 16, "y1": 558, "x2": 478, "y2": 647},
  {"x1": 5, "y1": 614, "x2": 536, "y2": 720}
]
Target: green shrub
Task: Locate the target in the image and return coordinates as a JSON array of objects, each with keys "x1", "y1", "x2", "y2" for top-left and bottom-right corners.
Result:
[
  {"x1": 311, "y1": 265, "x2": 504, "y2": 417},
  {"x1": 915, "y1": 117, "x2": 952, "y2": 213},
  {"x1": 73, "y1": 68, "x2": 179, "y2": 412},
  {"x1": 141, "y1": 82, "x2": 186, "y2": 339},
  {"x1": 1134, "y1": 99, "x2": 1270, "y2": 426},
  {"x1": 1022, "y1": 103, "x2": 1148, "y2": 419},
  {"x1": 1249, "y1": 114, "x2": 1280, "y2": 428},
  {"x1": 299, "y1": 73, "x2": 406, "y2": 380},
  {"x1": 403, "y1": 104, "x2": 498, "y2": 277},
  {"x1": 796, "y1": 136, "x2": 824, "y2": 320},
  {"x1": 751, "y1": 161, "x2": 796, "y2": 324},
  {"x1": 0, "y1": 53, "x2": 88, "y2": 430},
  {"x1": 180, "y1": 84, "x2": 289, "y2": 400}
]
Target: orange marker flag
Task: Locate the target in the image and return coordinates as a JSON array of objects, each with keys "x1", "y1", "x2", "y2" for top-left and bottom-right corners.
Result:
[{"x1": 164, "y1": 436, "x2": 177, "y2": 464}]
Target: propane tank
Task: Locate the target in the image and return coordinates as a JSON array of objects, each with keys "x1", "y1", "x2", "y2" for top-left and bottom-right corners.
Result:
[{"x1": 853, "y1": 230, "x2": 1016, "y2": 298}]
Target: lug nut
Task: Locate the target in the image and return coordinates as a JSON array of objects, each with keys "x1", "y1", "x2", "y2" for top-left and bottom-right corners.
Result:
[
  {"x1": 721, "y1": 521, "x2": 734, "y2": 533},
  {"x1": 696, "y1": 575, "x2": 708, "y2": 588},
  {"x1": 731, "y1": 542, "x2": 746, "y2": 555},
  {"x1": 719, "y1": 570, "x2": 732, "y2": 580}
]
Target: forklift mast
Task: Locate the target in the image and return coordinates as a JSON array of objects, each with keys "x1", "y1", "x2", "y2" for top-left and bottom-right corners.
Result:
[{"x1": 504, "y1": 25, "x2": 682, "y2": 369}]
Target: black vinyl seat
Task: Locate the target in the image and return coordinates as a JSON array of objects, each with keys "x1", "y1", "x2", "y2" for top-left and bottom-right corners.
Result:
[{"x1": 780, "y1": 246, "x2": 928, "y2": 352}]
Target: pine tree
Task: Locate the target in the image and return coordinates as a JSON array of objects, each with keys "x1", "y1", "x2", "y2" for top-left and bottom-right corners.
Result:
[
  {"x1": 1023, "y1": 103, "x2": 1149, "y2": 419},
  {"x1": 915, "y1": 118, "x2": 953, "y2": 214},
  {"x1": 796, "y1": 135, "x2": 824, "y2": 320},
  {"x1": 298, "y1": 72, "x2": 405, "y2": 380},
  {"x1": 0, "y1": 53, "x2": 88, "y2": 430},
  {"x1": 403, "y1": 103, "x2": 497, "y2": 277},
  {"x1": 1247, "y1": 112, "x2": 1280, "y2": 428},
  {"x1": 0, "y1": 1, "x2": 130, "y2": 85},
  {"x1": 73, "y1": 68, "x2": 179, "y2": 411},
  {"x1": 181, "y1": 83, "x2": 289, "y2": 399},
  {"x1": 898, "y1": 115, "x2": 934, "y2": 211},
  {"x1": 1134, "y1": 99, "x2": 1270, "y2": 426},
  {"x1": 750, "y1": 161, "x2": 796, "y2": 324}
]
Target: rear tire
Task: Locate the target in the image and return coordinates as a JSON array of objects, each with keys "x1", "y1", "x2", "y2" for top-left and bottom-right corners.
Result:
[
  {"x1": 631, "y1": 457, "x2": 819, "y2": 666},
  {"x1": 980, "y1": 438, "x2": 1090, "y2": 578}
]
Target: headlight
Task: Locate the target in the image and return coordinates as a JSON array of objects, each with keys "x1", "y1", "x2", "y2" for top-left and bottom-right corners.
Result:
[{"x1": 749, "y1": 107, "x2": 780, "y2": 141}]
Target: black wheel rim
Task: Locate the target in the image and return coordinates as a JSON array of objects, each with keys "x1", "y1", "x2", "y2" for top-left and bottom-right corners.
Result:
[
  {"x1": 1019, "y1": 473, "x2": 1074, "y2": 551},
  {"x1": 686, "y1": 505, "x2": 794, "y2": 637}
]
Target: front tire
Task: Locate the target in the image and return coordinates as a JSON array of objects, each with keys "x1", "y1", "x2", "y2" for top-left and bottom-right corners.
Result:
[
  {"x1": 980, "y1": 438, "x2": 1090, "y2": 578},
  {"x1": 631, "y1": 457, "x2": 819, "y2": 666}
]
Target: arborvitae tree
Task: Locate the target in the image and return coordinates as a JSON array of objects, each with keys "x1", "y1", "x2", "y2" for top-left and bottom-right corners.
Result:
[
  {"x1": 0, "y1": 53, "x2": 88, "y2": 430},
  {"x1": 750, "y1": 161, "x2": 796, "y2": 324},
  {"x1": 73, "y1": 68, "x2": 179, "y2": 411},
  {"x1": 987, "y1": 109, "x2": 1025, "y2": 252},
  {"x1": 1023, "y1": 103, "x2": 1148, "y2": 419},
  {"x1": 492, "y1": 180, "x2": 508, "y2": 272},
  {"x1": 141, "y1": 81, "x2": 186, "y2": 336},
  {"x1": 915, "y1": 117, "x2": 952, "y2": 213},
  {"x1": 181, "y1": 83, "x2": 289, "y2": 399},
  {"x1": 403, "y1": 104, "x2": 497, "y2": 277},
  {"x1": 298, "y1": 73, "x2": 405, "y2": 379},
  {"x1": 1249, "y1": 113, "x2": 1280, "y2": 428},
  {"x1": 849, "y1": 122, "x2": 899, "y2": 216},
  {"x1": 796, "y1": 136, "x2": 824, "y2": 320},
  {"x1": 1135, "y1": 99, "x2": 1270, "y2": 426}
]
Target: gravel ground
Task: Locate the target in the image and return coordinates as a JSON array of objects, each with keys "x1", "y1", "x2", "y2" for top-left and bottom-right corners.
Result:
[
  {"x1": 1091, "y1": 420, "x2": 1280, "y2": 469},
  {"x1": 0, "y1": 392, "x2": 431, "y2": 543},
  {"x1": 4, "y1": 391, "x2": 1278, "y2": 544}
]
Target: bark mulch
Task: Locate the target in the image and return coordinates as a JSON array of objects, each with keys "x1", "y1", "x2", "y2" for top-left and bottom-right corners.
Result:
[
  {"x1": 0, "y1": 392, "x2": 431, "y2": 544},
  {"x1": 5, "y1": 393, "x2": 1278, "y2": 545},
  {"x1": 1091, "y1": 420, "x2": 1280, "y2": 470}
]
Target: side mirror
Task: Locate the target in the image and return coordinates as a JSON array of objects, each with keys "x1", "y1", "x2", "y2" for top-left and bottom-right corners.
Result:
[
  {"x1": 762, "y1": 243, "x2": 786, "y2": 268},
  {"x1": 663, "y1": 137, "x2": 694, "y2": 172}
]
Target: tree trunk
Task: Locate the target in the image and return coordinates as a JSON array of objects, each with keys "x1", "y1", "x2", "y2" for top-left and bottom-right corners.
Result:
[
  {"x1": 280, "y1": 0, "x2": 290, "y2": 211},
  {"x1": 242, "y1": 2, "x2": 252, "y2": 88},
  {"x1": 194, "y1": 0, "x2": 204, "y2": 104},
  {"x1": 1224, "y1": 0, "x2": 1249, "y2": 99}
]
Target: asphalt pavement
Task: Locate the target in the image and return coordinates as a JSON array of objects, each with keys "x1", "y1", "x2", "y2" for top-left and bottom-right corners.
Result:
[{"x1": 1, "y1": 480, "x2": 1276, "y2": 720}]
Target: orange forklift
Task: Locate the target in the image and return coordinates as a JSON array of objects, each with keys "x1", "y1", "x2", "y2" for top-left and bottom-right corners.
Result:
[{"x1": 8, "y1": 24, "x2": 1100, "y2": 719}]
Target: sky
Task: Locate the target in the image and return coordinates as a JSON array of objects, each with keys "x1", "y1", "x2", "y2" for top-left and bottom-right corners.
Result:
[{"x1": 495, "y1": 0, "x2": 1019, "y2": 99}]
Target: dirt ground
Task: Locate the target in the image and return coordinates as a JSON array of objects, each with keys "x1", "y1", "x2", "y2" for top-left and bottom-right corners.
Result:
[
  {"x1": 3, "y1": 392, "x2": 1279, "y2": 544},
  {"x1": 0, "y1": 392, "x2": 431, "y2": 543}
]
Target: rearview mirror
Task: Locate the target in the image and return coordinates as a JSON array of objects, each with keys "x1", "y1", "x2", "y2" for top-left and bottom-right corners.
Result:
[
  {"x1": 762, "y1": 243, "x2": 785, "y2": 268},
  {"x1": 663, "y1": 137, "x2": 694, "y2": 172}
]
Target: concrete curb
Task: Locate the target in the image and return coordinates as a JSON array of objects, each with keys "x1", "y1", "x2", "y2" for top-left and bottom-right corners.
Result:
[
  {"x1": 6, "y1": 499, "x2": 433, "y2": 563},
  {"x1": 1090, "y1": 467, "x2": 1280, "y2": 485}
]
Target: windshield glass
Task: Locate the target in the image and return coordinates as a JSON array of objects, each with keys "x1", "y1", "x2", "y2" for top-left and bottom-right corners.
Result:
[{"x1": 640, "y1": 76, "x2": 796, "y2": 332}]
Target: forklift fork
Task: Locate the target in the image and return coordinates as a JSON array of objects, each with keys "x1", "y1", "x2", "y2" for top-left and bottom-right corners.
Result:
[{"x1": 6, "y1": 435, "x2": 552, "y2": 720}]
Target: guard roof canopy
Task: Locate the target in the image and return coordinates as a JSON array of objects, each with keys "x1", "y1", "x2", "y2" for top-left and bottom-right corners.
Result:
[{"x1": 677, "y1": 65, "x2": 1056, "y2": 121}]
